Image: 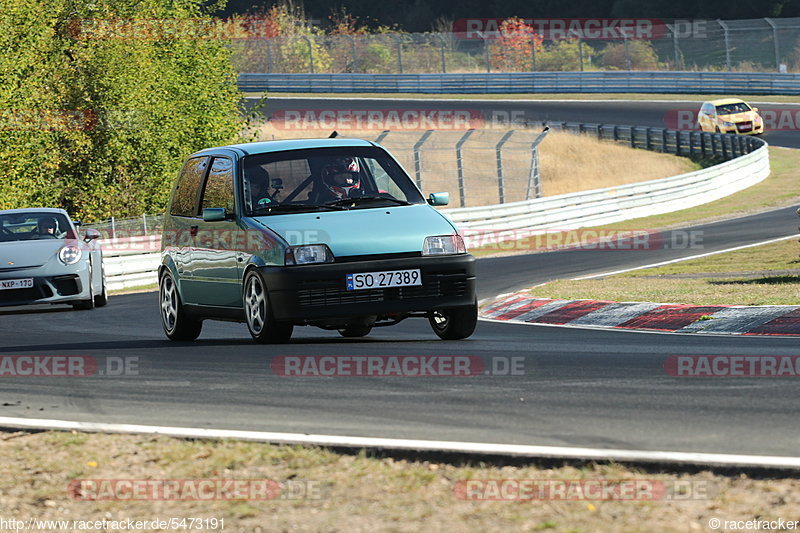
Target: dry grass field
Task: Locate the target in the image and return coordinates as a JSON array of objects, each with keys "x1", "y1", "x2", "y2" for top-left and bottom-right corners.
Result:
[{"x1": 254, "y1": 123, "x2": 698, "y2": 206}]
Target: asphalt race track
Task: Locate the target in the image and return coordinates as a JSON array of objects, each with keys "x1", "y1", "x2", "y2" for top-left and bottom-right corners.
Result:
[
  {"x1": 257, "y1": 97, "x2": 800, "y2": 149},
  {"x1": 2, "y1": 99, "x2": 799, "y2": 460}
]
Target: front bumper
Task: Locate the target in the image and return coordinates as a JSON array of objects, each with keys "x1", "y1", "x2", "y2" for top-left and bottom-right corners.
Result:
[
  {"x1": 719, "y1": 122, "x2": 764, "y2": 135},
  {"x1": 260, "y1": 253, "x2": 477, "y2": 323},
  {"x1": 0, "y1": 265, "x2": 90, "y2": 307}
]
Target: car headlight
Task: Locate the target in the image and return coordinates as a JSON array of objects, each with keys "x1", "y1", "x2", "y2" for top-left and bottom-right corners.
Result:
[
  {"x1": 721, "y1": 121, "x2": 735, "y2": 127},
  {"x1": 754, "y1": 115, "x2": 763, "y2": 123},
  {"x1": 422, "y1": 234, "x2": 466, "y2": 256},
  {"x1": 58, "y1": 244, "x2": 82, "y2": 265},
  {"x1": 284, "y1": 244, "x2": 334, "y2": 265}
]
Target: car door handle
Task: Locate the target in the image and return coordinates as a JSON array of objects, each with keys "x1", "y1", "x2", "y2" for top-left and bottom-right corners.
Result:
[{"x1": 190, "y1": 225, "x2": 198, "y2": 237}]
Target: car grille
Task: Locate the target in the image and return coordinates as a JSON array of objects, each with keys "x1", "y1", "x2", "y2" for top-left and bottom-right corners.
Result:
[
  {"x1": 297, "y1": 273, "x2": 469, "y2": 308},
  {"x1": 736, "y1": 121, "x2": 753, "y2": 132}
]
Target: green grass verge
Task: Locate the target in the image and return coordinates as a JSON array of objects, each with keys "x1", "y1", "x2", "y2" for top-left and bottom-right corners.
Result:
[
  {"x1": 529, "y1": 238, "x2": 800, "y2": 305},
  {"x1": 252, "y1": 92, "x2": 800, "y2": 103}
]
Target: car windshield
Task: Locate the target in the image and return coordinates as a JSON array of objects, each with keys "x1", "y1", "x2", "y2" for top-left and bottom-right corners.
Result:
[
  {"x1": 0, "y1": 212, "x2": 74, "y2": 242},
  {"x1": 716, "y1": 102, "x2": 751, "y2": 115},
  {"x1": 242, "y1": 146, "x2": 425, "y2": 215}
]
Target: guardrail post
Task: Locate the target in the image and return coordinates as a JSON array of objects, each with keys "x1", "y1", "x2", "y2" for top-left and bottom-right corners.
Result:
[
  {"x1": 300, "y1": 36, "x2": 315, "y2": 73},
  {"x1": 264, "y1": 39, "x2": 273, "y2": 72},
  {"x1": 613, "y1": 125, "x2": 619, "y2": 141},
  {"x1": 688, "y1": 131, "x2": 695, "y2": 156},
  {"x1": 142, "y1": 213, "x2": 148, "y2": 235},
  {"x1": 717, "y1": 20, "x2": 732, "y2": 71},
  {"x1": 111, "y1": 216, "x2": 116, "y2": 240},
  {"x1": 413, "y1": 130, "x2": 434, "y2": 190},
  {"x1": 645, "y1": 128, "x2": 652, "y2": 151},
  {"x1": 495, "y1": 130, "x2": 515, "y2": 204},
  {"x1": 667, "y1": 24, "x2": 681, "y2": 69},
  {"x1": 661, "y1": 129, "x2": 668, "y2": 152},
  {"x1": 393, "y1": 35, "x2": 404, "y2": 74},
  {"x1": 347, "y1": 35, "x2": 359, "y2": 72},
  {"x1": 700, "y1": 132, "x2": 707, "y2": 157},
  {"x1": 738, "y1": 136, "x2": 746, "y2": 156},
  {"x1": 721, "y1": 135, "x2": 728, "y2": 159},
  {"x1": 597, "y1": 124, "x2": 603, "y2": 140},
  {"x1": 675, "y1": 131, "x2": 681, "y2": 156},
  {"x1": 526, "y1": 127, "x2": 550, "y2": 200},
  {"x1": 765, "y1": 18, "x2": 781, "y2": 71},
  {"x1": 438, "y1": 34, "x2": 447, "y2": 73},
  {"x1": 629, "y1": 127, "x2": 636, "y2": 148},
  {"x1": 456, "y1": 129, "x2": 476, "y2": 207},
  {"x1": 710, "y1": 133, "x2": 717, "y2": 155}
]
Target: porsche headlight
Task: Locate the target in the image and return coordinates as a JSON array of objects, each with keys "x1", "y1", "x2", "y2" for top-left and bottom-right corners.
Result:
[
  {"x1": 422, "y1": 234, "x2": 466, "y2": 256},
  {"x1": 284, "y1": 244, "x2": 334, "y2": 265},
  {"x1": 58, "y1": 244, "x2": 82, "y2": 265}
]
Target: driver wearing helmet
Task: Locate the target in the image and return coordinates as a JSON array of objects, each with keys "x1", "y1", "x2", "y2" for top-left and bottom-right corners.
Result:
[{"x1": 318, "y1": 157, "x2": 362, "y2": 201}]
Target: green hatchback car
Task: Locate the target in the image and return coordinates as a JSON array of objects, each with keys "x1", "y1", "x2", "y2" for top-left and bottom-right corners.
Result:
[{"x1": 159, "y1": 138, "x2": 477, "y2": 343}]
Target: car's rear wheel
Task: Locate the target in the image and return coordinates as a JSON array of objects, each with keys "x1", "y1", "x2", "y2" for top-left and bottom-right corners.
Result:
[
  {"x1": 244, "y1": 270, "x2": 293, "y2": 344},
  {"x1": 338, "y1": 325, "x2": 372, "y2": 338},
  {"x1": 160, "y1": 270, "x2": 202, "y2": 341},
  {"x1": 429, "y1": 299, "x2": 478, "y2": 340}
]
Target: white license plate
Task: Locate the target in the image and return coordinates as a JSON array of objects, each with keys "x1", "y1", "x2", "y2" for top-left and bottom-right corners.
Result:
[
  {"x1": 0, "y1": 278, "x2": 33, "y2": 290},
  {"x1": 346, "y1": 269, "x2": 422, "y2": 291}
]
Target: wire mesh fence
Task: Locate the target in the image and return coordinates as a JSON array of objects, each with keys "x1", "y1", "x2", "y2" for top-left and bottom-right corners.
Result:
[{"x1": 230, "y1": 18, "x2": 800, "y2": 74}]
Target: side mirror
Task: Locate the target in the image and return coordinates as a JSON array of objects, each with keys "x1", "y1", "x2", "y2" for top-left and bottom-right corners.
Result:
[
  {"x1": 83, "y1": 228, "x2": 100, "y2": 242},
  {"x1": 752, "y1": 107, "x2": 759, "y2": 112},
  {"x1": 427, "y1": 192, "x2": 449, "y2": 206},
  {"x1": 73, "y1": 220, "x2": 82, "y2": 227},
  {"x1": 203, "y1": 208, "x2": 228, "y2": 222}
]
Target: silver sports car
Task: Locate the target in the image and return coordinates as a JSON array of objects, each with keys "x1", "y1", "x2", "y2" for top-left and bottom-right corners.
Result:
[{"x1": 0, "y1": 208, "x2": 107, "y2": 309}]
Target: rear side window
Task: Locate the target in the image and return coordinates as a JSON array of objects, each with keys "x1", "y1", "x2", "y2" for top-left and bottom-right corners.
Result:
[
  {"x1": 170, "y1": 157, "x2": 209, "y2": 217},
  {"x1": 201, "y1": 157, "x2": 235, "y2": 215}
]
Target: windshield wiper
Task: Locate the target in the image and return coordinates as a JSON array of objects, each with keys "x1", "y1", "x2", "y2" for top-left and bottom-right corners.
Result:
[
  {"x1": 323, "y1": 196, "x2": 412, "y2": 208},
  {"x1": 251, "y1": 203, "x2": 347, "y2": 215}
]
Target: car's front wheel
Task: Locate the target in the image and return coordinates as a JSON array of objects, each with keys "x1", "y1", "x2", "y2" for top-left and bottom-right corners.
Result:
[
  {"x1": 429, "y1": 300, "x2": 478, "y2": 340},
  {"x1": 160, "y1": 270, "x2": 202, "y2": 341},
  {"x1": 72, "y1": 265, "x2": 95, "y2": 310},
  {"x1": 244, "y1": 270, "x2": 293, "y2": 344}
]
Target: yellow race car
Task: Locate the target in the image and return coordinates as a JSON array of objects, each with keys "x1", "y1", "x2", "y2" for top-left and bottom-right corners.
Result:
[{"x1": 698, "y1": 98, "x2": 764, "y2": 135}]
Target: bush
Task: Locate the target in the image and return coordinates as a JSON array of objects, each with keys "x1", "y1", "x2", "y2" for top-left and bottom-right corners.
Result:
[
  {"x1": 0, "y1": 0, "x2": 245, "y2": 220},
  {"x1": 537, "y1": 40, "x2": 593, "y2": 71},
  {"x1": 599, "y1": 40, "x2": 660, "y2": 70}
]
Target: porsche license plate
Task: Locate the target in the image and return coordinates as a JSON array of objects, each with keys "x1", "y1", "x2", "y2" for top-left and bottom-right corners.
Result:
[
  {"x1": 346, "y1": 269, "x2": 422, "y2": 291},
  {"x1": 0, "y1": 278, "x2": 33, "y2": 290}
]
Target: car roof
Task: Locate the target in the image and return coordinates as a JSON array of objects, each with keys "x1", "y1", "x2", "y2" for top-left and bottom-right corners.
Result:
[
  {"x1": 708, "y1": 98, "x2": 748, "y2": 106},
  {"x1": 192, "y1": 138, "x2": 377, "y2": 158},
  {"x1": 0, "y1": 208, "x2": 69, "y2": 217}
]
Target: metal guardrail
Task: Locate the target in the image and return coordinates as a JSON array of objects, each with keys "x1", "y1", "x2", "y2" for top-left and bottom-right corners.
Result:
[
  {"x1": 443, "y1": 142, "x2": 770, "y2": 234},
  {"x1": 238, "y1": 71, "x2": 800, "y2": 94},
  {"x1": 99, "y1": 125, "x2": 769, "y2": 291}
]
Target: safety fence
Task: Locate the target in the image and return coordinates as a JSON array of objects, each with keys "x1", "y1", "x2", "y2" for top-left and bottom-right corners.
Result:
[{"x1": 231, "y1": 18, "x2": 800, "y2": 75}]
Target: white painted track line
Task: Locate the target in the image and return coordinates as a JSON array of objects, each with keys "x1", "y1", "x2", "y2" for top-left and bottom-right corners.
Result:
[{"x1": 1, "y1": 416, "x2": 799, "y2": 469}]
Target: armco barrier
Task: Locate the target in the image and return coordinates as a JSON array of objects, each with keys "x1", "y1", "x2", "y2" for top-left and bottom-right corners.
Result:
[
  {"x1": 238, "y1": 71, "x2": 800, "y2": 95},
  {"x1": 441, "y1": 142, "x2": 770, "y2": 234},
  {"x1": 101, "y1": 235, "x2": 161, "y2": 291}
]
